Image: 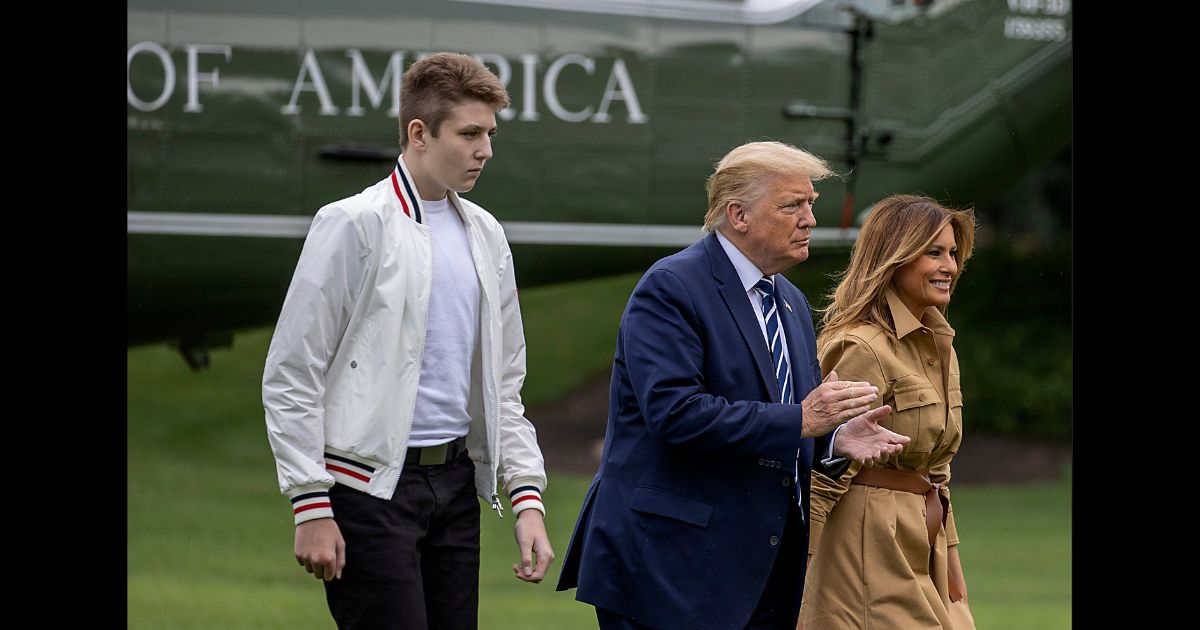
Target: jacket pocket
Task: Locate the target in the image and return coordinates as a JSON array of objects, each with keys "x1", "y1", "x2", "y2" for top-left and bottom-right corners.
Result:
[
  {"x1": 327, "y1": 317, "x2": 382, "y2": 429},
  {"x1": 630, "y1": 486, "x2": 713, "y2": 528},
  {"x1": 628, "y1": 486, "x2": 714, "y2": 603},
  {"x1": 889, "y1": 375, "x2": 940, "y2": 452}
]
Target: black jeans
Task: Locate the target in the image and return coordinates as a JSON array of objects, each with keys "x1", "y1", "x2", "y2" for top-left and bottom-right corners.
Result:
[{"x1": 324, "y1": 449, "x2": 480, "y2": 630}]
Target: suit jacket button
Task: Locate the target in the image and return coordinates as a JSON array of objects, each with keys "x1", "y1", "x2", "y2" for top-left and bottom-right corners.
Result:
[
  {"x1": 350, "y1": 360, "x2": 358, "y2": 368},
  {"x1": 782, "y1": 477, "x2": 791, "y2": 487},
  {"x1": 769, "y1": 535, "x2": 780, "y2": 546}
]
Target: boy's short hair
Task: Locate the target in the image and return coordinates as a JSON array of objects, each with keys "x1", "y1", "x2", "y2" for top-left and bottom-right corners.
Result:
[{"x1": 399, "y1": 53, "x2": 510, "y2": 149}]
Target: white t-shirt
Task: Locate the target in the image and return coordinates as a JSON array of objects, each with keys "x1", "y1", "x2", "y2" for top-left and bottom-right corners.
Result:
[{"x1": 408, "y1": 196, "x2": 481, "y2": 447}]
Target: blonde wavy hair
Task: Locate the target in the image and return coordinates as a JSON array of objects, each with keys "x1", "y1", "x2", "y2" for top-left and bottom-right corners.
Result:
[
  {"x1": 702, "y1": 141, "x2": 834, "y2": 233},
  {"x1": 818, "y1": 194, "x2": 976, "y2": 345}
]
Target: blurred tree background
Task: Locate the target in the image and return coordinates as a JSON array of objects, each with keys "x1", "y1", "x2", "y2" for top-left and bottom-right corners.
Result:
[{"x1": 952, "y1": 145, "x2": 1071, "y2": 442}]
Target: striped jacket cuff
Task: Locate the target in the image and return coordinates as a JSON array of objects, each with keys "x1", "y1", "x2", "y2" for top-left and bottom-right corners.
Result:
[
  {"x1": 323, "y1": 451, "x2": 375, "y2": 492},
  {"x1": 509, "y1": 485, "x2": 545, "y2": 516},
  {"x1": 287, "y1": 484, "x2": 335, "y2": 525}
]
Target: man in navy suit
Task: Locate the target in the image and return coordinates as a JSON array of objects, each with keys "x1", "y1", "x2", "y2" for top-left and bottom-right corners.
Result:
[{"x1": 557, "y1": 141, "x2": 910, "y2": 629}]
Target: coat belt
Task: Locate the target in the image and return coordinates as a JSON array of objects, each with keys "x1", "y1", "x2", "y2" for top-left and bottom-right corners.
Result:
[{"x1": 851, "y1": 467, "x2": 949, "y2": 551}]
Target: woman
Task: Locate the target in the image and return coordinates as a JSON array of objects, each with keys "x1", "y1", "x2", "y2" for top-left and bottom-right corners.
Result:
[{"x1": 798, "y1": 194, "x2": 976, "y2": 629}]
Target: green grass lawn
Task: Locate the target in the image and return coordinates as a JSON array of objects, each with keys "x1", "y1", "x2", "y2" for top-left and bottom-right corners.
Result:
[{"x1": 128, "y1": 273, "x2": 1070, "y2": 629}]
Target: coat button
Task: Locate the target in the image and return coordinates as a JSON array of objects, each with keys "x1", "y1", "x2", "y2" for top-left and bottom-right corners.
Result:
[
  {"x1": 350, "y1": 360, "x2": 358, "y2": 368},
  {"x1": 769, "y1": 535, "x2": 780, "y2": 546},
  {"x1": 782, "y1": 476, "x2": 792, "y2": 487},
  {"x1": 919, "y1": 393, "x2": 926, "y2": 402},
  {"x1": 927, "y1": 357, "x2": 936, "y2": 365}
]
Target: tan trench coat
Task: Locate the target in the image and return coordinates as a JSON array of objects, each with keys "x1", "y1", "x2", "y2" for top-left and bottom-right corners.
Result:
[{"x1": 799, "y1": 289, "x2": 974, "y2": 629}]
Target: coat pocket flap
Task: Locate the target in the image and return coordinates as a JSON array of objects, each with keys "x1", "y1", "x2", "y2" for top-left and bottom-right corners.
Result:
[
  {"x1": 630, "y1": 486, "x2": 713, "y2": 528},
  {"x1": 947, "y1": 388, "x2": 964, "y2": 408},
  {"x1": 893, "y1": 382, "x2": 940, "y2": 411}
]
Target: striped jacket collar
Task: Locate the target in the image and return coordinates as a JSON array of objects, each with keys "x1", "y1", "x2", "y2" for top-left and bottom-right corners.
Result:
[
  {"x1": 390, "y1": 155, "x2": 426, "y2": 225},
  {"x1": 389, "y1": 155, "x2": 472, "y2": 227}
]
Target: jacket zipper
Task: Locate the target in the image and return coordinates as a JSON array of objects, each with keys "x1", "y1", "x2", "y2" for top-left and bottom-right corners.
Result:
[
  {"x1": 464, "y1": 214, "x2": 504, "y2": 519},
  {"x1": 486, "y1": 279, "x2": 503, "y2": 519}
]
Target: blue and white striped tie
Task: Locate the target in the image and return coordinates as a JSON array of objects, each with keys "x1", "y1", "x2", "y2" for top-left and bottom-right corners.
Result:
[
  {"x1": 755, "y1": 277, "x2": 792, "y2": 405},
  {"x1": 758, "y1": 277, "x2": 805, "y2": 513}
]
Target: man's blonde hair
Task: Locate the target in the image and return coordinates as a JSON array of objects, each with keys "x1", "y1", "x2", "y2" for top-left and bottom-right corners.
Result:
[{"x1": 703, "y1": 141, "x2": 834, "y2": 233}]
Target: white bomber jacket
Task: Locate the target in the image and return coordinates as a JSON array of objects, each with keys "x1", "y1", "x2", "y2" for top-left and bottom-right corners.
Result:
[{"x1": 263, "y1": 157, "x2": 547, "y2": 525}]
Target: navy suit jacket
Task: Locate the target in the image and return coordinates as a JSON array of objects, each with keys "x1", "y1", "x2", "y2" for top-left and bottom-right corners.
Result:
[{"x1": 557, "y1": 233, "x2": 834, "y2": 629}]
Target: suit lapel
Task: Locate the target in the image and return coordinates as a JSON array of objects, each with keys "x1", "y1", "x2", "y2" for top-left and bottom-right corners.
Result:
[
  {"x1": 704, "y1": 235, "x2": 780, "y2": 401},
  {"x1": 777, "y1": 285, "x2": 813, "y2": 398}
]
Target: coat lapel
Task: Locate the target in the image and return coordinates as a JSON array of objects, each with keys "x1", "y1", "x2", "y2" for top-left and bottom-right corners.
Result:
[
  {"x1": 704, "y1": 234, "x2": 780, "y2": 401},
  {"x1": 776, "y1": 286, "x2": 814, "y2": 398}
]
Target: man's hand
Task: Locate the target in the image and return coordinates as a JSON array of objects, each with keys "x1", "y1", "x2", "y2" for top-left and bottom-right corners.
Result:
[
  {"x1": 295, "y1": 517, "x2": 346, "y2": 581},
  {"x1": 832, "y1": 405, "x2": 909, "y2": 464},
  {"x1": 800, "y1": 370, "x2": 879, "y2": 438},
  {"x1": 512, "y1": 509, "x2": 555, "y2": 583}
]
